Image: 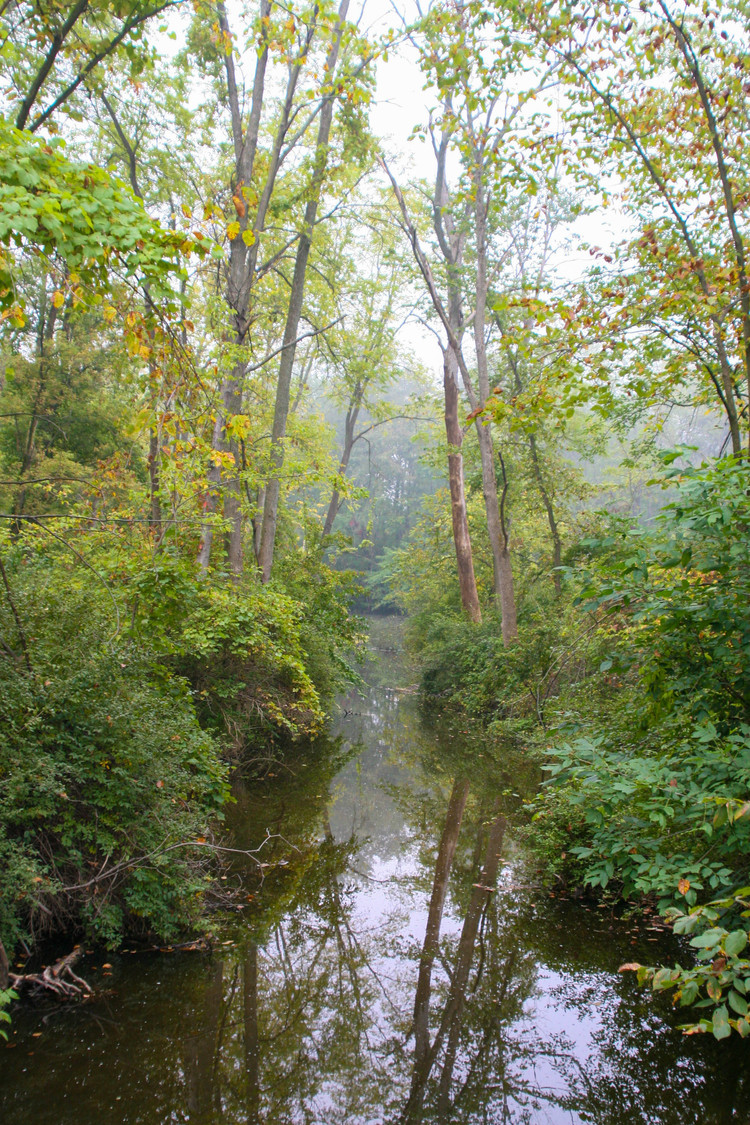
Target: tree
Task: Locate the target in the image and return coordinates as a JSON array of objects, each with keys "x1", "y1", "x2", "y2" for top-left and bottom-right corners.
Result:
[
  {"x1": 512, "y1": 0, "x2": 750, "y2": 455},
  {"x1": 381, "y1": 163, "x2": 483, "y2": 624},
  {"x1": 317, "y1": 205, "x2": 421, "y2": 538}
]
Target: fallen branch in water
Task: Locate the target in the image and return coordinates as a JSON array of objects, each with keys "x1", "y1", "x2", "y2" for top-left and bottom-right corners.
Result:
[{"x1": 10, "y1": 945, "x2": 93, "y2": 1000}]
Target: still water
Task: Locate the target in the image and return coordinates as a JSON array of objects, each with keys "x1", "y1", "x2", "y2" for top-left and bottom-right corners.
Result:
[{"x1": 2, "y1": 617, "x2": 749, "y2": 1124}]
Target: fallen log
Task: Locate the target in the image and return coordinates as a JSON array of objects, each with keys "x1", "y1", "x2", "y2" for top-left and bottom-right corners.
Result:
[{"x1": 10, "y1": 945, "x2": 93, "y2": 1001}]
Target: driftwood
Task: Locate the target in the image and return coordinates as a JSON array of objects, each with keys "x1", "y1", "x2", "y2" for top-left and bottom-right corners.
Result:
[{"x1": 10, "y1": 945, "x2": 92, "y2": 1000}]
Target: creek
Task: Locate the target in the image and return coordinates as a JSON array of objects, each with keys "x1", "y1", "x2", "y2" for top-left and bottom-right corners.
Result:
[{"x1": 1, "y1": 616, "x2": 749, "y2": 1124}]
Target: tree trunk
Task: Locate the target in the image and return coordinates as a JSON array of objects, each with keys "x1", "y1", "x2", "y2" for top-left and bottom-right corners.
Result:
[
  {"x1": 196, "y1": 0, "x2": 271, "y2": 574},
  {"x1": 258, "y1": 0, "x2": 350, "y2": 583},
  {"x1": 197, "y1": 368, "x2": 244, "y2": 575},
  {"x1": 471, "y1": 152, "x2": 517, "y2": 641},
  {"x1": 528, "y1": 431, "x2": 562, "y2": 593},
  {"x1": 322, "y1": 405, "x2": 358, "y2": 537},
  {"x1": 380, "y1": 150, "x2": 483, "y2": 625},
  {"x1": 444, "y1": 350, "x2": 482, "y2": 624}
]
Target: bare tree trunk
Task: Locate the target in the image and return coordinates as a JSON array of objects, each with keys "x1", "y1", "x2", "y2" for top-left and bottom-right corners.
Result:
[
  {"x1": 380, "y1": 152, "x2": 483, "y2": 624},
  {"x1": 528, "y1": 431, "x2": 562, "y2": 593},
  {"x1": 322, "y1": 404, "x2": 358, "y2": 537},
  {"x1": 197, "y1": 0, "x2": 272, "y2": 574},
  {"x1": 251, "y1": 486, "x2": 265, "y2": 564},
  {"x1": 197, "y1": 372, "x2": 244, "y2": 575},
  {"x1": 444, "y1": 351, "x2": 482, "y2": 624},
  {"x1": 258, "y1": 0, "x2": 350, "y2": 583},
  {"x1": 470, "y1": 153, "x2": 517, "y2": 641}
]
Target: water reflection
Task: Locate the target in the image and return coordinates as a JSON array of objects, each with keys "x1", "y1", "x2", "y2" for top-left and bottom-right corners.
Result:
[{"x1": 2, "y1": 617, "x2": 750, "y2": 1124}]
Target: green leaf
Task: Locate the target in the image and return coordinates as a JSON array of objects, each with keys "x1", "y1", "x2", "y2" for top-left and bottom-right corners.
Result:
[
  {"x1": 724, "y1": 930, "x2": 748, "y2": 957},
  {"x1": 728, "y1": 990, "x2": 748, "y2": 1016},
  {"x1": 711, "y1": 1005, "x2": 731, "y2": 1040}
]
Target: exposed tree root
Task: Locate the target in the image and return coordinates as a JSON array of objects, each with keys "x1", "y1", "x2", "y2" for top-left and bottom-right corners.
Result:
[{"x1": 10, "y1": 945, "x2": 93, "y2": 1001}]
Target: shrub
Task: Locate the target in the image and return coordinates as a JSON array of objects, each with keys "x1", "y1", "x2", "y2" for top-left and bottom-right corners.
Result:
[{"x1": 0, "y1": 549, "x2": 229, "y2": 953}]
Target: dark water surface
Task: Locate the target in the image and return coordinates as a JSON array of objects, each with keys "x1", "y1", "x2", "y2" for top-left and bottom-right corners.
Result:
[{"x1": 2, "y1": 616, "x2": 750, "y2": 1124}]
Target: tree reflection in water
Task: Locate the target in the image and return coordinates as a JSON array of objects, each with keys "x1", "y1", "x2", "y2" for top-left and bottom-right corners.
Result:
[{"x1": 1, "y1": 618, "x2": 750, "y2": 1125}]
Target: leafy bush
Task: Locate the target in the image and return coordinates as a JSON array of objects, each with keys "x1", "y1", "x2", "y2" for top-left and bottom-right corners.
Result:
[
  {"x1": 534, "y1": 455, "x2": 750, "y2": 1035},
  {"x1": 0, "y1": 547, "x2": 229, "y2": 953},
  {"x1": 541, "y1": 726, "x2": 750, "y2": 903},
  {"x1": 416, "y1": 588, "x2": 606, "y2": 731},
  {"x1": 628, "y1": 888, "x2": 750, "y2": 1041},
  {"x1": 120, "y1": 543, "x2": 361, "y2": 756}
]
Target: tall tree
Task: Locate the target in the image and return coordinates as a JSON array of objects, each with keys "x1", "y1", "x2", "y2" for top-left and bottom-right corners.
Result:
[
  {"x1": 382, "y1": 159, "x2": 482, "y2": 624},
  {"x1": 257, "y1": 0, "x2": 352, "y2": 582}
]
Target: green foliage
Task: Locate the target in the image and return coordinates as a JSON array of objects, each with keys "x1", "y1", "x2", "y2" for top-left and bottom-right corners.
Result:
[
  {"x1": 575, "y1": 455, "x2": 750, "y2": 731},
  {"x1": 628, "y1": 888, "x2": 750, "y2": 1041},
  {"x1": 414, "y1": 577, "x2": 604, "y2": 733},
  {"x1": 531, "y1": 456, "x2": 750, "y2": 1035},
  {"x1": 541, "y1": 727, "x2": 750, "y2": 902},
  {"x1": 0, "y1": 121, "x2": 195, "y2": 319},
  {"x1": 0, "y1": 986, "x2": 17, "y2": 1041},
  {"x1": 0, "y1": 545, "x2": 230, "y2": 953}
]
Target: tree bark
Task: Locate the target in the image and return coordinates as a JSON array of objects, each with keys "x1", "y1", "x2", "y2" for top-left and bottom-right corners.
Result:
[
  {"x1": 528, "y1": 430, "x2": 562, "y2": 593},
  {"x1": 380, "y1": 152, "x2": 483, "y2": 623},
  {"x1": 258, "y1": 0, "x2": 350, "y2": 583},
  {"x1": 197, "y1": 0, "x2": 272, "y2": 574},
  {"x1": 444, "y1": 351, "x2": 482, "y2": 624},
  {"x1": 470, "y1": 147, "x2": 517, "y2": 641},
  {"x1": 323, "y1": 402, "x2": 359, "y2": 537}
]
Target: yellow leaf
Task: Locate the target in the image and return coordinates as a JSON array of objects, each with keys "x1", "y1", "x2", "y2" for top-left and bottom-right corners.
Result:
[
  {"x1": 226, "y1": 221, "x2": 240, "y2": 241},
  {"x1": 52, "y1": 290, "x2": 65, "y2": 308},
  {"x1": 242, "y1": 228, "x2": 255, "y2": 246}
]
